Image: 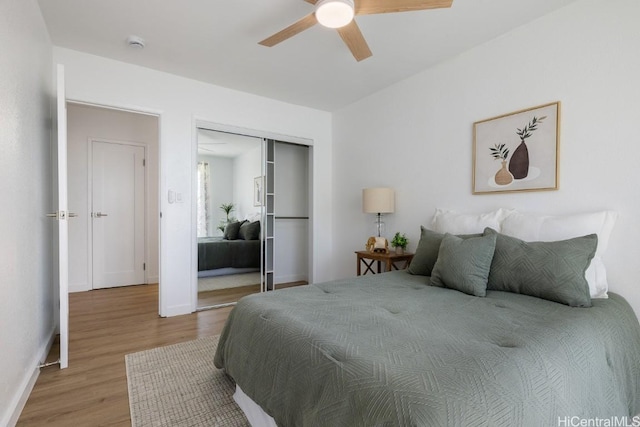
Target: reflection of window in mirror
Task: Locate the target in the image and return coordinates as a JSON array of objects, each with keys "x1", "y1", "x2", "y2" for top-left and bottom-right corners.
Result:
[{"x1": 196, "y1": 161, "x2": 210, "y2": 237}]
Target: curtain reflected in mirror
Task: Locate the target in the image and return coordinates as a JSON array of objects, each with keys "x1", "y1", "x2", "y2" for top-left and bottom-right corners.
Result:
[
  {"x1": 196, "y1": 129, "x2": 263, "y2": 309},
  {"x1": 196, "y1": 162, "x2": 211, "y2": 237}
]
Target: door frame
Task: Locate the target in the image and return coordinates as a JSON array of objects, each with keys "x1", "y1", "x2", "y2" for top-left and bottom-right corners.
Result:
[
  {"x1": 66, "y1": 99, "x2": 162, "y2": 314},
  {"x1": 191, "y1": 118, "x2": 315, "y2": 311},
  {"x1": 87, "y1": 138, "x2": 149, "y2": 289}
]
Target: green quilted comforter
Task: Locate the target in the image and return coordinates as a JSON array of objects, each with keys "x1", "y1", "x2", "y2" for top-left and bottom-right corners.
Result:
[{"x1": 214, "y1": 271, "x2": 640, "y2": 426}]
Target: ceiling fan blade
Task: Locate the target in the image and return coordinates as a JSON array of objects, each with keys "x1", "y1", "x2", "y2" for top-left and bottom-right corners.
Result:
[
  {"x1": 259, "y1": 13, "x2": 317, "y2": 47},
  {"x1": 304, "y1": 0, "x2": 318, "y2": 4},
  {"x1": 336, "y1": 20, "x2": 372, "y2": 62},
  {"x1": 355, "y1": 0, "x2": 453, "y2": 15}
]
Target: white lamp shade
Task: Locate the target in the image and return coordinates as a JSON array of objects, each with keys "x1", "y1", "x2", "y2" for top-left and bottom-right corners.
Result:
[
  {"x1": 315, "y1": 0, "x2": 355, "y2": 29},
  {"x1": 362, "y1": 188, "x2": 395, "y2": 214}
]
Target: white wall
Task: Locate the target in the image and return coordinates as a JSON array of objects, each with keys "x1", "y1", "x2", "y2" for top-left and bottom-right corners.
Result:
[
  {"x1": 53, "y1": 47, "x2": 333, "y2": 316},
  {"x1": 275, "y1": 143, "x2": 309, "y2": 217},
  {"x1": 0, "y1": 0, "x2": 54, "y2": 425},
  {"x1": 233, "y1": 145, "x2": 262, "y2": 221},
  {"x1": 332, "y1": 0, "x2": 640, "y2": 317},
  {"x1": 197, "y1": 154, "x2": 233, "y2": 236},
  {"x1": 67, "y1": 104, "x2": 160, "y2": 291}
]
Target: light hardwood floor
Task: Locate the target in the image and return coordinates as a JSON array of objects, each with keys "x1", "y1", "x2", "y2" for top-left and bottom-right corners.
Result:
[
  {"x1": 17, "y1": 284, "x2": 232, "y2": 426},
  {"x1": 18, "y1": 281, "x2": 307, "y2": 426}
]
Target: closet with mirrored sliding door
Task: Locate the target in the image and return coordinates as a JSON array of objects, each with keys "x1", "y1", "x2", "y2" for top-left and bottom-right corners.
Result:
[{"x1": 195, "y1": 130, "x2": 310, "y2": 311}]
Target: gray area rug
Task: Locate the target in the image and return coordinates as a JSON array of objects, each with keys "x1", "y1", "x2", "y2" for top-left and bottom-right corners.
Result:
[{"x1": 125, "y1": 336, "x2": 250, "y2": 427}]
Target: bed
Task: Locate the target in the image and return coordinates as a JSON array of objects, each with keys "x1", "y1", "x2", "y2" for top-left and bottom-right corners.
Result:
[
  {"x1": 214, "y1": 270, "x2": 640, "y2": 425},
  {"x1": 197, "y1": 236, "x2": 260, "y2": 272},
  {"x1": 215, "y1": 208, "x2": 640, "y2": 425}
]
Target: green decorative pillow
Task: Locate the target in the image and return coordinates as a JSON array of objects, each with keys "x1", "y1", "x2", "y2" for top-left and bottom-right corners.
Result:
[
  {"x1": 408, "y1": 227, "x2": 481, "y2": 276},
  {"x1": 430, "y1": 233, "x2": 497, "y2": 297},
  {"x1": 223, "y1": 220, "x2": 245, "y2": 240},
  {"x1": 239, "y1": 220, "x2": 261, "y2": 240},
  {"x1": 484, "y1": 228, "x2": 597, "y2": 307}
]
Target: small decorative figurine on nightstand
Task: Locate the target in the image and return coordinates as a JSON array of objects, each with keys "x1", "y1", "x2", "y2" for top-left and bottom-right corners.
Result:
[
  {"x1": 391, "y1": 232, "x2": 409, "y2": 255},
  {"x1": 365, "y1": 236, "x2": 389, "y2": 253}
]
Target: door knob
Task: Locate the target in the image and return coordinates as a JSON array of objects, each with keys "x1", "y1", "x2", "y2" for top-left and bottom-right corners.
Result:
[
  {"x1": 93, "y1": 212, "x2": 108, "y2": 218},
  {"x1": 46, "y1": 211, "x2": 74, "y2": 220}
]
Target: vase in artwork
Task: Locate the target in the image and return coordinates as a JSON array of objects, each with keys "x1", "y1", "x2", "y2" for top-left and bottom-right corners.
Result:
[
  {"x1": 494, "y1": 160, "x2": 513, "y2": 185},
  {"x1": 509, "y1": 141, "x2": 529, "y2": 179}
]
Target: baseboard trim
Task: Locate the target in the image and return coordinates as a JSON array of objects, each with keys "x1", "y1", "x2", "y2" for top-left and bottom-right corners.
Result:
[
  {"x1": 69, "y1": 282, "x2": 90, "y2": 293},
  {"x1": 2, "y1": 328, "x2": 56, "y2": 427},
  {"x1": 275, "y1": 274, "x2": 308, "y2": 284}
]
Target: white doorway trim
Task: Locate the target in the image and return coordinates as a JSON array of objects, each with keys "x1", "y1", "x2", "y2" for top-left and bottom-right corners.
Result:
[
  {"x1": 201, "y1": 121, "x2": 314, "y2": 147},
  {"x1": 87, "y1": 138, "x2": 149, "y2": 289},
  {"x1": 191, "y1": 117, "x2": 315, "y2": 312},
  {"x1": 66, "y1": 99, "x2": 163, "y2": 315},
  {"x1": 68, "y1": 99, "x2": 162, "y2": 119}
]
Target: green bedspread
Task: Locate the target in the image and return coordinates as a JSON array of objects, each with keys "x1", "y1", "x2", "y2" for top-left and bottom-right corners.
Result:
[{"x1": 214, "y1": 271, "x2": 640, "y2": 426}]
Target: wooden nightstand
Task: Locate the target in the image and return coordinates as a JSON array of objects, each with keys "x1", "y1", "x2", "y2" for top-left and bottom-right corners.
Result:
[{"x1": 355, "y1": 250, "x2": 414, "y2": 276}]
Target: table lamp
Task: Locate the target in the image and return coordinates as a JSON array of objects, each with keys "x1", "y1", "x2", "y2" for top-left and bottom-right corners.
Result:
[{"x1": 362, "y1": 187, "x2": 395, "y2": 237}]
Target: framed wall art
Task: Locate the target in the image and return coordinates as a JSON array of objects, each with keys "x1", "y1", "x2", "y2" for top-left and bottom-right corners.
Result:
[
  {"x1": 254, "y1": 176, "x2": 264, "y2": 206},
  {"x1": 473, "y1": 101, "x2": 560, "y2": 194}
]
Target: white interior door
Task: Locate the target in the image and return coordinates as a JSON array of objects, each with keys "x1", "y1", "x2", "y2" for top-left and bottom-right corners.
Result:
[
  {"x1": 54, "y1": 64, "x2": 69, "y2": 369},
  {"x1": 91, "y1": 141, "x2": 146, "y2": 288}
]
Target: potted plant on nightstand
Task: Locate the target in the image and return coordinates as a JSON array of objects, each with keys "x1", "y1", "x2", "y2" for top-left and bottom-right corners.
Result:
[{"x1": 391, "y1": 232, "x2": 408, "y2": 255}]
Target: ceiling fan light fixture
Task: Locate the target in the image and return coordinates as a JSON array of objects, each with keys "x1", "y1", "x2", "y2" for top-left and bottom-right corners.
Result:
[{"x1": 315, "y1": 0, "x2": 354, "y2": 29}]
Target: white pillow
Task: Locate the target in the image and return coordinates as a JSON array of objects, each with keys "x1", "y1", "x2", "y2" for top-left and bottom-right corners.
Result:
[
  {"x1": 501, "y1": 210, "x2": 617, "y2": 299},
  {"x1": 431, "y1": 208, "x2": 514, "y2": 234}
]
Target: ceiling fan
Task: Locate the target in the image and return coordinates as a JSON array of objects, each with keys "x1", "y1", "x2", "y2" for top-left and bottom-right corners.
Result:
[{"x1": 259, "y1": 0, "x2": 453, "y2": 62}]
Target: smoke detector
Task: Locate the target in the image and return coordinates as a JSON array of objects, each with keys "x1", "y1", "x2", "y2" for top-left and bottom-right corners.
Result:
[{"x1": 126, "y1": 35, "x2": 145, "y2": 49}]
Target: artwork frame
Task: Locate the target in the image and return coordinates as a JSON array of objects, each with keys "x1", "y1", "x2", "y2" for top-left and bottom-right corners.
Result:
[
  {"x1": 473, "y1": 101, "x2": 561, "y2": 195},
  {"x1": 253, "y1": 176, "x2": 264, "y2": 206}
]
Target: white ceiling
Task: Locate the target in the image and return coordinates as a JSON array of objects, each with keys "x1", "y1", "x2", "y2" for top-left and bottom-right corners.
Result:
[{"x1": 37, "y1": 0, "x2": 580, "y2": 112}]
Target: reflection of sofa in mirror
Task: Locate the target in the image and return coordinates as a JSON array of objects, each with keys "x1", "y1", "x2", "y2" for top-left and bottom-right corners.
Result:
[{"x1": 198, "y1": 220, "x2": 261, "y2": 274}]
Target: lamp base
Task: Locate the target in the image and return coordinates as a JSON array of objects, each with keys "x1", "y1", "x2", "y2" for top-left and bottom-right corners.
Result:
[{"x1": 374, "y1": 213, "x2": 385, "y2": 238}]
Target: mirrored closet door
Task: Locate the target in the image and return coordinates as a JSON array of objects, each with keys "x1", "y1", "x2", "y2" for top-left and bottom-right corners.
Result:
[
  {"x1": 195, "y1": 131, "x2": 311, "y2": 310},
  {"x1": 196, "y1": 130, "x2": 264, "y2": 309}
]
